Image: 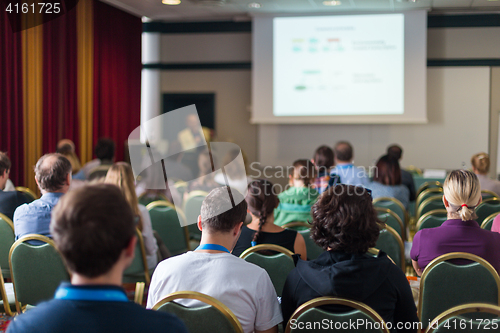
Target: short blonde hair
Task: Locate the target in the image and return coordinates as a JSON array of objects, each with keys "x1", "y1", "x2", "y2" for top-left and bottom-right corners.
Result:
[
  {"x1": 471, "y1": 152, "x2": 490, "y2": 174},
  {"x1": 443, "y1": 170, "x2": 481, "y2": 221}
]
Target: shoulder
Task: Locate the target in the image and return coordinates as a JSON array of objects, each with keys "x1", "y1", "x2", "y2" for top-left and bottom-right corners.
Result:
[{"x1": 133, "y1": 305, "x2": 187, "y2": 331}]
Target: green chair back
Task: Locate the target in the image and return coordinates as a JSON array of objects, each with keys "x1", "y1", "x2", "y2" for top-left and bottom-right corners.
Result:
[
  {"x1": 147, "y1": 201, "x2": 190, "y2": 256},
  {"x1": 476, "y1": 198, "x2": 500, "y2": 226},
  {"x1": 375, "y1": 226, "x2": 405, "y2": 270},
  {"x1": 240, "y1": 244, "x2": 295, "y2": 297},
  {"x1": 375, "y1": 208, "x2": 405, "y2": 241},
  {"x1": 138, "y1": 193, "x2": 169, "y2": 207},
  {"x1": 416, "y1": 196, "x2": 445, "y2": 220},
  {"x1": 481, "y1": 212, "x2": 499, "y2": 231},
  {"x1": 416, "y1": 209, "x2": 448, "y2": 231},
  {"x1": 416, "y1": 181, "x2": 443, "y2": 199},
  {"x1": 481, "y1": 190, "x2": 500, "y2": 201},
  {"x1": 0, "y1": 214, "x2": 15, "y2": 279},
  {"x1": 153, "y1": 291, "x2": 243, "y2": 333},
  {"x1": 9, "y1": 235, "x2": 70, "y2": 313},
  {"x1": 282, "y1": 222, "x2": 324, "y2": 260},
  {"x1": 285, "y1": 297, "x2": 390, "y2": 333},
  {"x1": 416, "y1": 188, "x2": 444, "y2": 208},
  {"x1": 418, "y1": 252, "x2": 500, "y2": 329},
  {"x1": 123, "y1": 228, "x2": 151, "y2": 285},
  {"x1": 184, "y1": 191, "x2": 208, "y2": 241},
  {"x1": 372, "y1": 197, "x2": 407, "y2": 227},
  {"x1": 427, "y1": 303, "x2": 500, "y2": 333}
]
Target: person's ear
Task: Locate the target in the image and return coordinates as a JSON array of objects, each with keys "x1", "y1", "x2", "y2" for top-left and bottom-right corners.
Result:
[
  {"x1": 66, "y1": 173, "x2": 71, "y2": 186},
  {"x1": 234, "y1": 221, "x2": 244, "y2": 236},
  {"x1": 197, "y1": 215, "x2": 203, "y2": 231},
  {"x1": 443, "y1": 195, "x2": 449, "y2": 208}
]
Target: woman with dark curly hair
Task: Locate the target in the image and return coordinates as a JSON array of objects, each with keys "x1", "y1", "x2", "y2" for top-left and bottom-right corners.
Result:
[{"x1": 281, "y1": 184, "x2": 418, "y2": 332}]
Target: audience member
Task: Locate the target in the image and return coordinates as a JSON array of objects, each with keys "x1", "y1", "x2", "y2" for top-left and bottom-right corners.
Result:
[
  {"x1": 214, "y1": 149, "x2": 251, "y2": 195},
  {"x1": 411, "y1": 170, "x2": 500, "y2": 276},
  {"x1": 471, "y1": 152, "x2": 500, "y2": 196},
  {"x1": 187, "y1": 149, "x2": 219, "y2": 193},
  {"x1": 6, "y1": 184, "x2": 187, "y2": 333},
  {"x1": 369, "y1": 154, "x2": 410, "y2": 208},
  {"x1": 330, "y1": 141, "x2": 369, "y2": 187},
  {"x1": 281, "y1": 185, "x2": 418, "y2": 331},
  {"x1": 14, "y1": 154, "x2": 71, "y2": 242},
  {"x1": 387, "y1": 144, "x2": 416, "y2": 201},
  {"x1": 0, "y1": 152, "x2": 30, "y2": 220},
  {"x1": 274, "y1": 159, "x2": 318, "y2": 227},
  {"x1": 104, "y1": 162, "x2": 158, "y2": 270},
  {"x1": 147, "y1": 187, "x2": 282, "y2": 333},
  {"x1": 232, "y1": 179, "x2": 307, "y2": 259},
  {"x1": 178, "y1": 114, "x2": 211, "y2": 151},
  {"x1": 75, "y1": 138, "x2": 115, "y2": 180},
  {"x1": 312, "y1": 145, "x2": 335, "y2": 194},
  {"x1": 56, "y1": 139, "x2": 82, "y2": 176}
]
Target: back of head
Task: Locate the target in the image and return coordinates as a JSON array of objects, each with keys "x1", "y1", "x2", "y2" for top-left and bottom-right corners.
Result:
[
  {"x1": 471, "y1": 152, "x2": 490, "y2": 175},
  {"x1": 334, "y1": 141, "x2": 353, "y2": 163},
  {"x1": 35, "y1": 153, "x2": 72, "y2": 192},
  {"x1": 387, "y1": 144, "x2": 403, "y2": 160},
  {"x1": 443, "y1": 170, "x2": 481, "y2": 221},
  {"x1": 95, "y1": 138, "x2": 116, "y2": 161},
  {"x1": 0, "y1": 152, "x2": 11, "y2": 176},
  {"x1": 313, "y1": 145, "x2": 334, "y2": 171},
  {"x1": 292, "y1": 159, "x2": 317, "y2": 186},
  {"x1": 50, "y1": 184, "x2": 135, "y2": 278},
  {"x1": 198, "y1": 149, "x2": 214, "y2": 177},
  {"x1": 311, "y1": 184, "x2": 380, "y2": 253},
  {"x1": 373, "y1": 154, "x2": 401, "y2": 186},
  {"x1": 246, "y1": 179, "x2": 279, "y2": 242},
  {"x1": 56, "y1": 143, "x2": 82, "y2": 174},
  {"x1": 200, "y1": 186, "x2": 247, "y2": 233}
]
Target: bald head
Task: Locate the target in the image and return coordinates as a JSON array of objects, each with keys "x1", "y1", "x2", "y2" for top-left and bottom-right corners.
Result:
[
  {"x1": 334, "y1": 141, "x2": 354, "y2": 163},
  {"x1": 35, "y1": 154, "x2": 72, "y2": 193}
]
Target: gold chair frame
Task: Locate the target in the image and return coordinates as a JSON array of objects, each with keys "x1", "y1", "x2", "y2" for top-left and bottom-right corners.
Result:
[
  {"x1": 0, "y1": 264, "x2": 13, "y2": 316},
  {"x1": 0, "y1": 213, "x2": 14, "y2": 232},
  {"x1": 152, "y1": 290, "x2": 244, "y2": 333},
  {"x1": 375, "y1": 207, "x2": 405, "y2": 241},
  {"x1": 285, "y1": 296, "x2": 390, "y2": 333},
  {"x1": 15, "y1": 186, "x2": 38, "y2": 201},
  {"x1": 481, "y1": 190, "x2": 500, "y2": 199},
  {"x1": 281, "y1": 221, "x2": 311, "y2": 229},
  {"x1": 418, "y1": 252, "x2": 500, "y2": 323},
  {"x1": 406, "y1": 166, "x2": 423, "y2": 176},
  {"x1": 416, "y1": 196, "x2": 444, "y2": 220},
  {"x1": 416, "y1": 188, "x2": 444, "y2": 208},
  {"x1": 239, "y1": 244, "x2": 294, "y2": 259},
  {"x1": 416, "y1": 181, "x2": 443, "y2": 199},
  {"x1": 183, "y1": 190, "x2": 209, "y2": 209},
  {"x1": 138, "y1": 192, "x2": 169, "y2": 204},
  {"x1": 134, "y1": 227, "x2": 151, "y2": 286},
  {"x1": 376, "y1": 225, "x2": 405, "y2": 270},
  {"x1": 481, "y1": 212, "x2": 500, "y2": 229},
  {"x1": 372, "y1": 197, "x2": 408, "y2": 226},
  {"x1": 427, "y1": 303, "x2": 500, "y2": 333},
  {"x1": 415, "y1": 209, "x2": 448, "y2": 231},
  {"x1": 476, "y1": 197, "x2": 500, "y2": 211},
  {"x1": 146, "y1": 200, "x2": 191, "y2": 250}
]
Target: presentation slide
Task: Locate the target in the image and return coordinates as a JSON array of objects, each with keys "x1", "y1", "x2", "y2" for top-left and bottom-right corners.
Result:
[{"x1": 273, "y1": 14, "x2": 404, "y2": 117}]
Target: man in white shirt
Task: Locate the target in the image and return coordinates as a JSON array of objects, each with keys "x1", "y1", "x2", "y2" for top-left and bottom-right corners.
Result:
[{"x1": 147, "y1": 186, "x2": 282, "y2": 333}]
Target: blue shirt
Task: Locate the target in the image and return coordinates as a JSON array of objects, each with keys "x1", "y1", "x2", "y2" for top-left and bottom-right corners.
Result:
[
  {"x1": 367, "y1": 181, "x2": 410, "y2": 209},
  {"x1": 7, "y1": 283, "x2": 188, "y2": 333},
  {"x1": 13, "y1": 192, "x2": 64, "y2": 241},
  {"x1": 330, "y1": 164, "x2": 370, "y2": 187}
]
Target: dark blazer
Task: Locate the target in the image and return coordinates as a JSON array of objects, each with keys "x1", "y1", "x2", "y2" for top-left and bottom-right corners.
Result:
[{"x1": 0, "y1": 190, "x2": 30, "y2": 221}]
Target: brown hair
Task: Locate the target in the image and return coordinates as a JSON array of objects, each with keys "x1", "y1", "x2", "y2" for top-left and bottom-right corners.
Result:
[
  {"x1": 292, "y1": 159, "x2": 317, "y2": 187},
  {"x1": 334, "y1": 141, "x2": 353, "y2": 162},
  {"x1": 373, "y1": 154, "x2": 402, "y2": 186},
  {"x1": 471, "y1": 152, "x2": 489, "y2": 175},
  {"x1": 0, "y1": 152, "x2": 11, "y2": 176},
  {"x1": 387, "y1": 144, "x2": 403, "y2": 160},
  {"x1": 56, "y1": 143, "x2": 82, "y2": 174},
  {"x1": 311, "y1": 184, "x2": 380, "y2": 253},
  {"x1": 246, "y1": 179, "x2": 279, "y2": 244},
  {"x1": 51, "y1": 184, "x2": 135, "y2": 278},
  {"x1": 35, "y1": 154, "x2": 72, "y2": 192},
  {"x1": 313, "y1": 146, "x2": 334, "y2": 172}
]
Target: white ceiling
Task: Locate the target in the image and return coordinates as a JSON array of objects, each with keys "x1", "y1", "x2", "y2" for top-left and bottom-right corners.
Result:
[{"x1": 101, "y1": 0, "x2": 500, "y2": 21}]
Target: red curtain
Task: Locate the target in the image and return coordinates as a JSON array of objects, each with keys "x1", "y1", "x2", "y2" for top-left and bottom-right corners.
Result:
[
  {"x1": 42, "y1": 8, "x2": 79, "y2": 156},
  {"x1": 93, "y1": 0, "x2": 142, "y2": 162},
  {"x1": 0, "y1": 11, "x2": 25, "y2": 186}
]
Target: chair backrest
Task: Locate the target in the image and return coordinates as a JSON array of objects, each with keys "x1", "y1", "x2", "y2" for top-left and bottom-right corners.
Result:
[
  {"x1": 416, "y1": 181, "x2": 443, "y2": 198},
  {"x1": 147, "y1": 201, "x2": 190, "y2": 256},
  {"x1": 375, "y1": 225, "x2": 405, "y2": 271},
  {"x1": 416, "y1": 196, "x2": 445, "y2": 220},
  {"x1": 481, "y1": 212, "x2": 499, "y2": 230},
  {"x1": 14, "y1": 187, "x2": 37, "y2": 202},
  {"x1": 416, "y1": 209, "x2": 448, "y2": 231},
  {"x1": 285, "y1": 296, "x2": 390, "y2": 333},
  {"x1": 416, "y1": 187, "x2": 444, "y2": 208},
  {"x1": 427, "y1": 303, "x2": 500, "y2": 333},
  {"x1": 0, "y1": 213, "x2": 15, "y2": 279},
  {"x1": 372, "y1": 197, "x2": 408, "y2": 227},
  {"x1": 375, "y1": 208, "x2": 405, "y2": 241},
  {"x1": 153, "y1": 291, "x2": 243, "y2": 333},
  {"x1": 482, "y1": 190, "x2": 500, "y2": 200},
  {"x1": 0, "y1": 263, "x2": 13, "y2": 316},
  {"x1": 174, "y1": 181, "x2": 189, "y2": 205},
  {"x1": 405, "y1": 166, "x2": 422, "y2": 176},
  {"x1": 9, "y1": 234, "x2": 70, "y2": 313},
  {"x1": 123, "y1": 228, "x2": 151, "y2": 285},
  {"x1": 418, "y1": 252, "x2": 500, "y2": 328},
  {"x1": 282, "y1": 222, "x2": 325, "y2": 261},
  {"x1": 138, "y1": 193, "x2": 169, "y2": 206},
  {"x1": 476, "y1": 198, "x2": 500, "y2": 226},
  {"x1": 183, "y1": 191, "x2": 209, "y2": 240},
  {"x1": 240, "y1": 244, "x2": 295, "y2": 297},
  {"x1": 88, "y1": 165, "x2": 111, "y2": 181}
]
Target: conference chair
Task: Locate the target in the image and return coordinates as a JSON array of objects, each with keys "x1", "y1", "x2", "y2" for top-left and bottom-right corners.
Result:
[
  {"x1": 123, "y1": 228, "x2": 151, "y2": 286},
  {"x1": 416, "y1": 187, "x2": 444, "y2": 209},
  {"x1": 405, "y1": 166, "x2": 423, "y2": 176},
  {"x1": 9, "y1": 234, "x2": 70, "y2": 313},
  {"x1": 481, "y1": 212, "x2": 499, "y2": 231},
  {"x1": 416, "y1": 209, "x2": 448, "y2": 231},
  {"x1": 416, "y1": 196, "x2": 445, "y2": 220},
  {"x1": 375, "y1": 225, "x2": 405, "y2": 271},
  {"x1": 239, "y1": 244, "x2": 295, "y2": 297},
  {"x1": 146, "y1": 200, "x2": 190, "y2": 256},
  {"x1": 481, "y1": 190, "x2": 500, "y2": 200},
  {"x1": 138, "y1": 192, "x2": 169, "y2": 206},
  {"x1": 174, "y1": 181, "x2": 189, "y2": 205},
  {"x1": 0, "y1": 264, "x2": 15, "y2": 316},
  {"x1": 282, "y1": 221, "x2": 324, "y2": 260},
  {"x1": 475, "y1": 198, "x2": 500, "y2": 226},
  {"x1": 14, "y1": 186, "x2": 37, "y2": 202},
  {"x1": 0, "y1": 213, "x2": 15, "y2": 279},
  {"x1": 416, "y1": 181, "x2": 443, "y2": 199},
  {"x1": 375, "y1": 207, "x2": 405, "y2": 241},
  {"x1": 418, "y1": 252, "x2": 500, "y2": 329},
  {"x1": 285, "y1": 297, "x2": 390, "y2": 333},
  {"x1": 427, "y1": 303, "x2": 500, "y2": 333},
  {"x1": 183, "y1": 191, "x2": 209, "y2": 241},
  {"x1": 153, "y1": 291, "x2": 243, "y2": 333},
  {"x1": 372, "y1": 197, "x2": 408, "y2": 227}
]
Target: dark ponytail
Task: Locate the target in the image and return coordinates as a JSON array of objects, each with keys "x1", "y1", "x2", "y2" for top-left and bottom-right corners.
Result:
[{"x1": 246, "y1": 179, "x2": 279, "y2": 246}]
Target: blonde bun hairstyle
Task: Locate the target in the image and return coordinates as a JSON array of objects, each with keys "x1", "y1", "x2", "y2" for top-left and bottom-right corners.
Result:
[
  {"x1": 471, "y1": 152, "x2": 490, "y2": 174},
  {"x1": 443, "y1": 170, "x2": 481, "y2": 221}
]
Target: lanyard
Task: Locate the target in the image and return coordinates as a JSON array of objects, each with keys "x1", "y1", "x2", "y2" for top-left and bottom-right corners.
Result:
[
  {"x1": 55, "y1": 285, "x2": 128, "y2": 302},
  {"x1": 195, "y1": 243, "x2": 230, "y2": 253}
]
